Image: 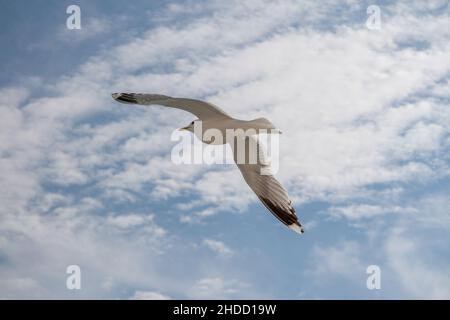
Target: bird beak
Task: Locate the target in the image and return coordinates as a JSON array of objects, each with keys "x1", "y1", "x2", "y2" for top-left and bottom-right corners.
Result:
[{"x1": 178, "y1": 126, "x2": 189, "y2": 131}]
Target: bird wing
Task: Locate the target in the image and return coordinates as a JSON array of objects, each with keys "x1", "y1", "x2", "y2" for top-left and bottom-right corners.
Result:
[
  {"x1": 112, "y1": 93, "x2": 232, "y2": 120},
  {"x1": 230, "y1": 135, "x2": 304, "y2": 234}
]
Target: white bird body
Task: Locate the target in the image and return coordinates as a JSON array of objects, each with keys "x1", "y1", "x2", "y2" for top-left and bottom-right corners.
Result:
[
  {"x1": 192, "y1": 118, "x2": 279, "y2": 145},
  {"x1": 112, "y1": 92, "x2": 304, "y2": 234}
]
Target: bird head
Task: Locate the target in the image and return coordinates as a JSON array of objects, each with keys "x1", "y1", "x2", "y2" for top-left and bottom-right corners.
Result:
[{"x1": 178, "y1": 119, "x2": 199, "y2": 133}]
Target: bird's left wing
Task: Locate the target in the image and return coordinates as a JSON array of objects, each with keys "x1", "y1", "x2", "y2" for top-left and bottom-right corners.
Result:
[
  {"x1": 112, "y1": 93, "x2": 231, "y2": 120},
  {"x1": 230, "y1": 135, "x2": 304, "y2": 234}
]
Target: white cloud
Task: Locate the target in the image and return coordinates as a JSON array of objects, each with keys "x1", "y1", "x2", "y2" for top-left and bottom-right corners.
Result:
[
  {"x1": 44, "y1": 152, "x2": 89, "y2": 186},
  {"x1": 311, "y1": 192, "x2": 450, "y2": 298},
  {"x1": 190, "y1": 277, "x2": 249, "y2": 299},
  {"x1": 328, "y1": 204, "x2": 417, "y2": 220},
  {"x1": 385, "y1": 226, "x2": 450, "y2": 299},
  {"x1": 130, "y1": 290, "x2": 171, "y2": 300},
  {"x1": 310, "y1": 241, "x2": 364, "y2": 279},
  {"x1": 106, "y1": 213, "x2": 160, "y2": 231},
  {"x1": 56, "y1": 15, "x2": 131, "y2": 46},
  {"x1": 203, "y1": 239, "x2": 234, "y2": 257}
]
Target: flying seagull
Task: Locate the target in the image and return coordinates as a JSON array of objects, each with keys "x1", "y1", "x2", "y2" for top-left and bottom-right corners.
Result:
[{"x1": 112, "y1": 93, "x2": 304, "y2": 234}]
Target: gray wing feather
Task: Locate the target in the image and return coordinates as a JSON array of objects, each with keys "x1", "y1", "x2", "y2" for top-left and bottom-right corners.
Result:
[
  {"x1": 230, "y1": 135, "x2": 304, "y2": 234},
  {"x1": 112, "y1": 93, "x2": 231, "y2": 120}
]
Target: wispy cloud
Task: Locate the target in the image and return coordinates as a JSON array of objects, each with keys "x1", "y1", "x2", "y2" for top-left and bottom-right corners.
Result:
[
  {"x1": 203, "y1": 238, "x2": 234, "y2": 258},
  {"x1": 190, "y1": 277, "x2": 249, "y2": 299},
  {"x1": 130, "y1": 290, "x2": 171, "y2": 300}
]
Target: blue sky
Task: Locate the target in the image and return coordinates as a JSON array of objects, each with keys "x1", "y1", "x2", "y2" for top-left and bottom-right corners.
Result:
[{"x1": 1, "y1": 0, "x2": 450, "y2": 299}]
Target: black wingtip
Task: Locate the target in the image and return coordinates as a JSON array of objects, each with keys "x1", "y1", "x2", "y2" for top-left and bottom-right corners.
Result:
[
  {"x1": 289, "y1": 223, "x2": 304, "y2": 235},
  {"x1": 257, "y1": 196, "x2": 304, "y2": 234},
  {"x1": 112, "y1": 93, "x2": 138, "y2": 104}
]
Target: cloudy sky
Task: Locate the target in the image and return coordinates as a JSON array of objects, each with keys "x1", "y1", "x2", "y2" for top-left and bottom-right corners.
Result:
[{"x1": 1, "y1": 0, "x2": 450, "y2": 299}]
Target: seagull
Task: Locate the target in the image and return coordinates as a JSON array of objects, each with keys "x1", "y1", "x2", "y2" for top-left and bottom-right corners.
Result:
[{"x1": 112, "y1": 93, "x2": 304, "y2": 234}]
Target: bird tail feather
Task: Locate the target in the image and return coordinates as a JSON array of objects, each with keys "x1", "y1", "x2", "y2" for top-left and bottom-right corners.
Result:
[{"x1": 249, "y1": 117, "x2": 281, "y2": 133}]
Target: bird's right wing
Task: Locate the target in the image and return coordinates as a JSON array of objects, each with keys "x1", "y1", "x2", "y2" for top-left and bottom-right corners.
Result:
[
  {"x1": 230, "y1": 135, "x2": 304, "y2": 234},
  {"x1": 112, "y1": 93, "x2": 231, "y2": 120}
]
